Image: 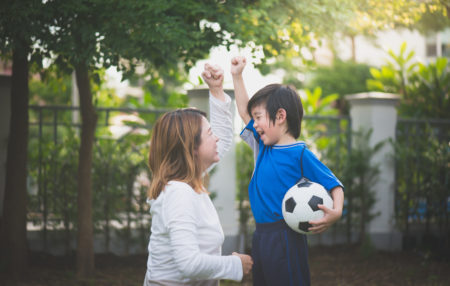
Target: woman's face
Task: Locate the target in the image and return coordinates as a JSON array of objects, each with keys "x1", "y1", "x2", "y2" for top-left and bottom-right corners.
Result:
[{"x1": 196, "y1": 117, "x2": 219, "y2": 171}]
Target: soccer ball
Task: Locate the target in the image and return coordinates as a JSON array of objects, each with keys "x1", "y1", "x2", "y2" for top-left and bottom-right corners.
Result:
[{"x1": 282, "y1": 178, "x2": 333, "y2": 235}]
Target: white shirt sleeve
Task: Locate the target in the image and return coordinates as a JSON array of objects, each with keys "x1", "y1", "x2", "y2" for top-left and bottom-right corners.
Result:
[
  {"x1": 209, "y1": 92, "x2": 233, "y2": 160},
  {"x1": 162, "y1": 185, "x2": 243, "y2": 281}
]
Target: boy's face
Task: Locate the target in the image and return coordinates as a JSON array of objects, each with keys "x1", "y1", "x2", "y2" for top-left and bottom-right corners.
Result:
[{"x1": 251, "y1": 104, "x2": 283, "y2": 145}]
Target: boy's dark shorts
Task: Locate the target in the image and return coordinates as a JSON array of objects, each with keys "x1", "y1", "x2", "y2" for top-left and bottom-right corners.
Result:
[{"x1": 252, "y1": 219, "x2": 310, "y2": 286}]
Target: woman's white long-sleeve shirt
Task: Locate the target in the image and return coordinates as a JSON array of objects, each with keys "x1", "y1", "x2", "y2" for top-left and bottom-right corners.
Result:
[{"x1": 144, "y1": 93, "x2": 241, "y2": 285}]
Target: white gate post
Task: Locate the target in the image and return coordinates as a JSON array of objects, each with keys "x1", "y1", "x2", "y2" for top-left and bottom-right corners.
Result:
[
  {"x1": 187, "y1": 87, "x2": 239, "y2": 254},
  {"x1": 346, "y1": 92, "x2": 402, "y2": 250}
]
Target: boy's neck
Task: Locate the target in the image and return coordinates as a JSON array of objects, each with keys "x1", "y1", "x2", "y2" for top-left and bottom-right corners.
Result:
[{"x1": 275, "y1": 134, "x2": 297, "y2": 145}]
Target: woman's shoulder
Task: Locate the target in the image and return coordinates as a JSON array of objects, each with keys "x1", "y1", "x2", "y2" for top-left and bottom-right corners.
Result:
[
  {"x1": 166, "y1": 180, "x2": 192, "y2": 189},
  {"x1": 159, "y1": 181, "x2": 202, "y2": 219},
  {"x1": 163, "y1": 181, "x2": 197, "y2": 199}
]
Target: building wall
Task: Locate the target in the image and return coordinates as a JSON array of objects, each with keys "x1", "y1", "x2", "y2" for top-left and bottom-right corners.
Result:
[{"x1": 313, "y1": 28, "x2": 450, "y2": 67}]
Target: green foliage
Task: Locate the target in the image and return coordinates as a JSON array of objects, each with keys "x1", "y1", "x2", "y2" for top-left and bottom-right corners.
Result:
[
  {"x1": 125, "y1": 65, "x2": 189, "y2": 109},
  {"x1": 262, "y1": 59, "x2": 372, "y2": 115},
  {"x1": 367, "y1": 42, "x2": 417, "y2": 94},
  {"x1": 299, "y1": 88, "x2": 351, "y2": 219},
  {"x1": 413, "y1": 2, "x2": 450, "y2": 33},
  {"x1": 236, "y1": 142, "x2": 253, "y2": 224},
  {"x1": 400, "y1": 58, "x2": 450, "y2": 119},
  {"x1": 302, "y1": 87, "x2": 339, "y2": 116},
  {"x1": 29, "y1": 66, "x2": 123, "y2": 108},
  {"x1": 221, "y1": 0, "x2": 352, "y2": 65},
  {"x1": 91, "y1": 69, "x2": 124, "y2": 107},
  {"x1": 0, "y1": 0, "x2": 48, "y2": 57},
  {"x1": 29, "y1": 66, "x2": 72, "y2": 106},
  {"x1": 300, "y1": 87, "x2": 343, "y2": 157},
  {"x1": 27, "y1": 125, "x2": 80, "y2": 255},
  {"x1": 235, "y1": 141, "x2": 254, "y2": 253},
  {"x1": 367, "y1": 42, "x2": 450, "y2": 119},
  {"x1": 27, "y1": 107, "x2": 154, "y2": 254},
  {"x1": 338, "y1": 0, "x2": 449, "y2": 40},
  {"x1": 359, "y1": 234, "x2": 376, "y2": 259},
  {"x1": 307, "y1": 60, "x2": 372, "y2": 97},
  {"x1": 392, "y1": 121, "x2": 450, "y2": 235},
  {"x1": 306, "y1": 60, "x2": 372, "y2": 114},
  {"x1": 341, "y1": 129, "x2": 382, "y2": 243},
  {"x1": 368, "y1": 42, "x2": 450, "y2": 250},
  {"x1": 91, "y1": 133, "x2": 150, "y2": 253}
]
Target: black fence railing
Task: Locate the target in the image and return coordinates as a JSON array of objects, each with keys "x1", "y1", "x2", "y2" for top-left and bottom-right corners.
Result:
[
  {"x1": 28, "y1": 105, "x2": 170, "y2": 255},
  {"x1": 27, "y1": 105, "x2": 354, "y2": 254},
  {"x1": 28, "y1": 104, "x2": 449, "y2": 254},
  {"x1": 394, "y1": 117, "x2": 450, "y2": 250}
]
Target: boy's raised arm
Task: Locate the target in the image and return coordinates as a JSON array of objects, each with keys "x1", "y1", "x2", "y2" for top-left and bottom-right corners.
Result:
[{"x1": 231, "y1": 56, "x2": 251, "y2": 125}]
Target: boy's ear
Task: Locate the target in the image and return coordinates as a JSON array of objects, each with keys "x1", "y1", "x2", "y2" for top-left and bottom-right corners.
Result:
[{"x1": 276, "y1": 108, "x2": 287, "y2": 122}]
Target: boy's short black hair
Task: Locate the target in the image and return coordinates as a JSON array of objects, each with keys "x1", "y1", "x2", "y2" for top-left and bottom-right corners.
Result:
[{"x1": 247, "y1": 84, "x2": 303, "y2": 138}]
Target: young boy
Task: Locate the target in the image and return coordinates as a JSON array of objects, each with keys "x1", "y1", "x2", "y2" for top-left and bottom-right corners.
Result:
[{"x1": 231, "y1": 56, "x2": 344, "y2": 286}]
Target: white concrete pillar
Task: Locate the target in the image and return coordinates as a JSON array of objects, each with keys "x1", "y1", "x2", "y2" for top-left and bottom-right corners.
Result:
[
  {"x1": 346, "y1": 92, "x2": 402, "y2": 250},
  {"x1": 187, "y1": 87, "x2": 238, "y2": 254}
]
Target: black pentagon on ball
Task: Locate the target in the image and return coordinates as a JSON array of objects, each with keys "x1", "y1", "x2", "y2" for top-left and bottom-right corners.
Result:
[
  {"x1": 285, "y1": 197, "x2": 296, "y2": 213},
  {"x1": 298, "y1": 222, "x2": 312, "y2": 232},
  {"x1": 308, "y1": 195, "x2": 323, "y2": 211},
  {"x1": 297, "y1": 181, "x2": 312, "y2": 188}
]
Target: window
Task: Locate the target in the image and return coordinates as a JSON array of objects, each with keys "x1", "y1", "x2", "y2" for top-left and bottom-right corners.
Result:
[{"x1": 426, "y1": 43, "x2": 437, "y2": 57}]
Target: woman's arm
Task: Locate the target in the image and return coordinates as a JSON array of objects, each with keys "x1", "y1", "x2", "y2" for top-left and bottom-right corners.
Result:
[
  {"x1": 202, "y1": 63, "x2": 233, "y2": 159},
  {"x1": 163, "y1": 185, "x2": 243, "y2": 281},
  {"x1": 209, "y1": 94, "x2": 233, "y2": 159}
]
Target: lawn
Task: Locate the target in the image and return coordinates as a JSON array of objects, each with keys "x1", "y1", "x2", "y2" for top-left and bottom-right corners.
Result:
[{"x1": 2, "y1": 244, "x2": 449, "y2": 286}]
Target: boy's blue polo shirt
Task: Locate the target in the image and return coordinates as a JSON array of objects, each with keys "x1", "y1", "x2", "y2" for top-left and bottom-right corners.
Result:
[{"x1": 240, "y1": 119, "x2": 343, "y2": 224}]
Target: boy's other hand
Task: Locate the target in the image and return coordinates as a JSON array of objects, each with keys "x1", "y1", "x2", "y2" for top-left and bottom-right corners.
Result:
[
  {"x1": 231, "y1": 56, "x2": 246, "y2": 76},
  {"x1": 308, "y1": 204, "x2": 342, "y2": 234}
]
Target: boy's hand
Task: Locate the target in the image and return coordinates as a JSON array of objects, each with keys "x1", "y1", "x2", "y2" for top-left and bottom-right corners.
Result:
[
  {"x1": 308, "y1": 204, "x2": 342, "y2": 234},
  {"x1": 231, "y1": 56, "x2": 246, "y2": 76}
]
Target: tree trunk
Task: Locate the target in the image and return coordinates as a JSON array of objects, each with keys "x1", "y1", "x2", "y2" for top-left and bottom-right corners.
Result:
[
  {"x1": 1, "y1": 46, "x2": 29, "y2": 280},
  {"x1": 75, "y1": 64, "x2": 97, "y2": 278},
  {"x1": 350, "y1": 35, "x2": 356, "y2": 62}
]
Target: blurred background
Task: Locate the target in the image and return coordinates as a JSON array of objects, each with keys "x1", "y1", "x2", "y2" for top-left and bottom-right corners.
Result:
[{"x1": 0, "y1": 0, "x2": 449, "y2": 285}]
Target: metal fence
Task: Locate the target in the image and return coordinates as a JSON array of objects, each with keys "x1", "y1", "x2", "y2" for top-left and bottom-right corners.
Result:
[
  {"x1": 30, "y1": 105, "x2": 450, "y2": 254},
  {"x1": 27, "y1": 105, "x2": 353, "y2": 254},
  {"x1": 394, "y1": 117, "x2": 450, "y2": 250},
  {"x1": 28, "y1": 105, "x2": 169, "y2": 255}
]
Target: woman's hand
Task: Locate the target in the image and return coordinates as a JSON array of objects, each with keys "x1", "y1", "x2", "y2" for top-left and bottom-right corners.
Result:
[
  {"x1": 232, "y1": 252, "x2": 253, "y2": 275},
  {"x1": 202, "y1": 62, "x2": 223, "y2": 87}
]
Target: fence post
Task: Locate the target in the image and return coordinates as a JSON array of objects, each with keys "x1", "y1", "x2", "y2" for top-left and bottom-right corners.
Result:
[
  {"x1": 187, "y1": 87, "x2": 239, "y2": 255},
  {"x1": 346, "y1": 92, "x2": 402, "y2": 251}
]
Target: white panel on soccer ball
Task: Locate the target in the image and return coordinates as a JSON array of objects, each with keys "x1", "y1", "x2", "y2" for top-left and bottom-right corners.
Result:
[{"x1": 282, "y1": 179, "x2": 333, "y2": 235}]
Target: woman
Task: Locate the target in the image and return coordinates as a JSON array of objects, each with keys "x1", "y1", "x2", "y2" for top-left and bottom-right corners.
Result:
[{"x1": 143, "y1": 64, "x2": 253, "y2": 286}]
